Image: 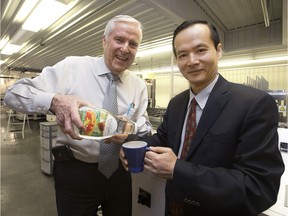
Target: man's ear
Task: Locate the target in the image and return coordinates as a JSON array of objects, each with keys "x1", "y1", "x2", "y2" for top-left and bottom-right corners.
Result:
[
  {"x1": 102, "y1": 35, "x2": 106, "y2": 48},
  {"x1": 217, "y1": 43, "x2": 222, "y2": 59}
]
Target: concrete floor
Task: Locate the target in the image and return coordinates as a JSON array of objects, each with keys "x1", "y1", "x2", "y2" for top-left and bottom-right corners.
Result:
[
  {"x1": 1, "y1": 104, "x2": 285, "y2": 216},
  {"x1": 1, "y1": 105, "x2": 57, "y2": 216}
]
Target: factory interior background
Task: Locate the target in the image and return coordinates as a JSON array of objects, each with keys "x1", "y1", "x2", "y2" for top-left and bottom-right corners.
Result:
[{"x1": 1, "y1": 0, "x2": 287, "y2": 215}]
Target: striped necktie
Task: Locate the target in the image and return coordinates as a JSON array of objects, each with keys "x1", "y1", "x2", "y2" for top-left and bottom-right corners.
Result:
[{"x1": 98, "y1": 73, "x2": 120, "y2": 178}]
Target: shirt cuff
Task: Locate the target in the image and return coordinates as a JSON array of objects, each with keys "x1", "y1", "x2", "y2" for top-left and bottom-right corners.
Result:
[{"x1": 34, "y1": 91, "x2": 56, "y2": 114}]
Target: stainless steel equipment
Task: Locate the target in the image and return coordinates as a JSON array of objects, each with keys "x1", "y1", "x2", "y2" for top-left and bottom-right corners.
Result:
[
  {"x1": 145, "y1": 79, "x2": 156, "y2": 108},
  {"x1": 268, "y1": 91, "x2": 288, "y2": 128},
  {"x1": 147, "y1": 107, "x2": 166, "y2": 129}
]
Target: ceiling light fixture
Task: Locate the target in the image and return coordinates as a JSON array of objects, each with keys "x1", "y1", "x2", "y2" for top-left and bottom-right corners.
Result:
[
  {"x1": 22, "y1": 0, "x2": 77, "y2": 32},
  {"x1": 219, "y1": 56, "x2": 288, "y2": 68},
  {"x1": 260, "y1": 0, "x2": 270, "y2": 27},
  {"x1": 14, "y1": 0, "x2": 39, "y2": 23},
  {"x1": 10, "y1": 28, "x2": 34, "y2": 45},
  {"x1": 0, "y1": 60, "x2": 6, "y2": 65},
  {"x1": 0, "y1": 36, "x2": 10, "y2": 50},
  {"x1": 134, "y1": 65, "x2": 179, "y2": 75},
  {"x1": 1, "y1": 43, "x2": 22, "y2": 55},
  {"x1": 134, "y1": 55, "x2": 288, "y2": 74},
  {"x1": 136, "y1": 44, "x2": 172, "y2": 57}
]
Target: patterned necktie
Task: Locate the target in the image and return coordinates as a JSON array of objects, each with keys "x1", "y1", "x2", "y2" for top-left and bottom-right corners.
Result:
[
  {"x1": 169, "y1": 98, "x2": 197, "y2": 215},
  {"x1": 98, "y1": 73, "x2": 120, "y2": 178},
  {"x1": 180, "y1": 98, "x2": 197, "y2": 160}
]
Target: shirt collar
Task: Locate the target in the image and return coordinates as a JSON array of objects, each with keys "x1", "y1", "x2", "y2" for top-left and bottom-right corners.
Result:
[
  {"x1": 188, "y1": 74, "x2": 219, "y2": 109},
  {"x1": 98, "y1": 57, "x2": 124, "y2": 83}
]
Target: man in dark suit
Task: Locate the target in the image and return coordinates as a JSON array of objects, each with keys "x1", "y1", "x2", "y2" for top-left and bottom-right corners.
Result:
[{"x1": 121, "y1": 20, "x2": 284, "y2": 215}]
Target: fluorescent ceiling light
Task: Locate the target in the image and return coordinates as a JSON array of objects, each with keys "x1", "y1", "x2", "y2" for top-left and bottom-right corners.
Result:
[
  {"x1": 14, "y1": 0, "x2": 39, "y2": 22},
  {"x1": 134, "y1": 65, "x2": 179, "y2": 74},
  {"x1": 260, "y1": 0, "x2": 270, "y2": 27},
  {"x1": 11, "y1": 28, "x2": 34, "y2": 45},
  {"x1": 219, "y1": 56, "x2": 288, "y2": 67},
  {"x1": 136, "y1": 44, "x2": 172, "y2": 57},
  {"x1": 0, "y1": 36, "x2": 10, "y2": 50},
  {"x1": 22, "y1": 0, "x2": 76, "y2": 32},
  {"x1": 134, "y1": 56, "x2": 288, "y2": 74},
  {"x1": 1, "y1": 43, "x2": 22, "y2": 55}
]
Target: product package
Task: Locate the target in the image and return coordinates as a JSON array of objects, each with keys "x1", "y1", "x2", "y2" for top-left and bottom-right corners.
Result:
[{"x1": 78, "y1": 106, "x2": 136, "y2": 140}]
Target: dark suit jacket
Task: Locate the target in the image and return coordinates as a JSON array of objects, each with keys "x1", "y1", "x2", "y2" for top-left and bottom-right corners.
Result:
[{"x1": 145, "y1": 74, "x2": 284, "y2": 216}]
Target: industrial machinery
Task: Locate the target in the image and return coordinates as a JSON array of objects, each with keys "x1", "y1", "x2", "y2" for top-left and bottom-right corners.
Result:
[{"x1": 268, "y1": 91, "x2": 288, "y2": 128}]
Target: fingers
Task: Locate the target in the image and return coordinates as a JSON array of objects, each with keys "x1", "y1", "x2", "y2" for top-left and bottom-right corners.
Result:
[
  {"x1": 104, "y1": 134, "x2": 128, "y2": 144},
  {"x1": 73, "y1": 99, "x2": 93, "y2": 130},
  {"x1": 148, "y1": 146, "x2": 170, "y2": 153},
  {"x1": 59, "y1": 126, "x2": 82, "y2": 140},
  {"x1": 119, "y1": 148, "x2": 129, "y2": 171},
  {"x1": 64, "y1": 117, "x2": 83, "y2": 140},
  {"x1": 112, "y1": 134, "x2": 128, "y2": 140},
  {"x1": 144, "y1": 147, "x2": 176, "y2": 180},
  {"x1": 70, "y1": 105, "x2": 84, "y2": 130},
  {"x1": 51, "y1": 94, "x2": 91, "y2": 139},
  {"x1": 78, "y1": 99, "x2": 93, "y2": 108},
  {"x1": 144, "y1": 150, "x2": 157, "y2": 168}
]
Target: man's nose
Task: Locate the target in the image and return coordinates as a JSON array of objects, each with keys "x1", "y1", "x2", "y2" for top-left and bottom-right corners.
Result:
[
  {"x1": 121, "y1": 42, "x2": 130, "y2": 53},
  {"x1": 187, "y1": 53, "x2": 199, "y2": 65}
]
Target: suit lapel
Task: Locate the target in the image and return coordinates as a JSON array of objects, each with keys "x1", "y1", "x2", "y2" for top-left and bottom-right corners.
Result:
[{"x1": 186, "y1": 75, "x2": 229, "y2": 158}]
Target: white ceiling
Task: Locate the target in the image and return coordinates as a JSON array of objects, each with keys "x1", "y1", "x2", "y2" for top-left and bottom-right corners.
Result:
[{"x1": 0, "y1": 0, "x2": 284, "y2": 74}]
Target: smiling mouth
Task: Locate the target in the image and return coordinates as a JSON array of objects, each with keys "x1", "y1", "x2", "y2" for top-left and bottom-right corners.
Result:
[
  {"x1": 116, "y1": 55, "x2": 128, "y2": 62},
  {"x1": 188, "y1": 69, "x2": 202, "y2": 73}
]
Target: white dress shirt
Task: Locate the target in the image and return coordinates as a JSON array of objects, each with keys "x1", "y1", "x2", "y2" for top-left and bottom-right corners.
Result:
[
  {"x1": 4, "y1": 56, "x2": 152, "y2": 162},
  {"x1": 178, "y1": 74, "x2": 219, "y2": 158}
]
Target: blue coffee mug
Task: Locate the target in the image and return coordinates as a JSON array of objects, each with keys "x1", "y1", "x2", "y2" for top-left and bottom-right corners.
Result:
[{"x1": 122, "y1": 141, "x2": 148, "y2": 173}]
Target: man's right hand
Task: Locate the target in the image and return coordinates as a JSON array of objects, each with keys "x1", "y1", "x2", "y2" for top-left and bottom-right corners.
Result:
[
  {"x1": 50, "y1": 94, "x2": 93, "y2": 139},
  {"x1": 119, "y1": 148, "x2": 129, "y2": 171}
]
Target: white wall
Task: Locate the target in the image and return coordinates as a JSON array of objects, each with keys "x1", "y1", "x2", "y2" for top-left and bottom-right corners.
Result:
[
  {"x1": 143, "y1": 64, "x2": 288, "y2": 108},
  {"x1": 220, "y1": 64, "x2": 288, "y2": 91}
]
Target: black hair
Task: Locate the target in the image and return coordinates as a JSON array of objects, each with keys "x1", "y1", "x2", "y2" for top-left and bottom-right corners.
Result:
[{"x1": 172, "y1": 20, "x2": 221, "y2": 57}]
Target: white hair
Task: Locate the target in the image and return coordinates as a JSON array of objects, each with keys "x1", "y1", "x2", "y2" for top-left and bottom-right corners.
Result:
[{"x1": 103, "y1": 15, "x2": 142, "y2": 41}]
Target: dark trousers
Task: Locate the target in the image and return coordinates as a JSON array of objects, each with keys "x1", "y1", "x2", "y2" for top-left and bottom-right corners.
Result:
[{"x1": 53, "y1": 159, "x2": 132, "y2": 216}]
